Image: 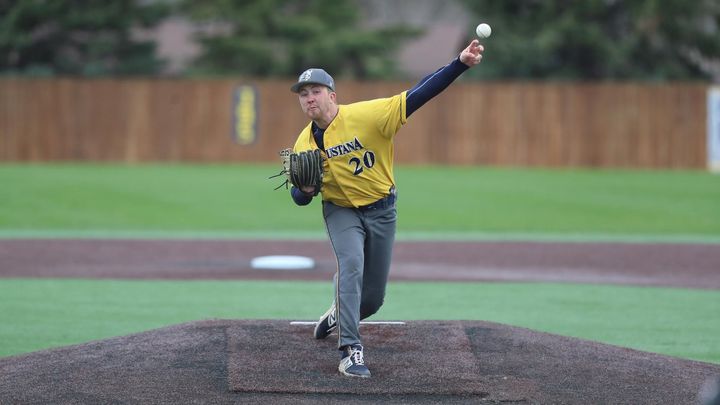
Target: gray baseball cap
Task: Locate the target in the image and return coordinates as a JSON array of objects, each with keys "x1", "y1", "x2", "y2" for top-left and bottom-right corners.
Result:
[{"x1": 291, "y1": 68, "x2": 335, "y2": 93}]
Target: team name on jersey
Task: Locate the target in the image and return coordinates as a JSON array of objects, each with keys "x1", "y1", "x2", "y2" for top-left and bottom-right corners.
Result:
[{"x1": 325, "y1": 137, "x2": 364, "y2": 158}]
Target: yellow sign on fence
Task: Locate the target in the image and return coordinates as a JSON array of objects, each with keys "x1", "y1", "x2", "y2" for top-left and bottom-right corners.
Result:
[{"x1": 232, "y1": 85, "x2": 258, "y2": 145}]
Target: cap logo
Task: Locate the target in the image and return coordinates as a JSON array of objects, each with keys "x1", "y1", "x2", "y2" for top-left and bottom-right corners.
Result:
[{"x1": 299, "y1": 69, "x2": 313, "y2": 82}]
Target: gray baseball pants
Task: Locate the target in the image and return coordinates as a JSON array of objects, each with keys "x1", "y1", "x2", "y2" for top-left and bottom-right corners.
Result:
[{"x1": 322, "y1": 199, "x2": 397, "y2": 349}]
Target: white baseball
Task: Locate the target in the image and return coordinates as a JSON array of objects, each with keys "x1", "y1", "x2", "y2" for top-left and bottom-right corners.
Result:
[{"x1": 476, "y1": 23, "x2": 492, "y2": 39}]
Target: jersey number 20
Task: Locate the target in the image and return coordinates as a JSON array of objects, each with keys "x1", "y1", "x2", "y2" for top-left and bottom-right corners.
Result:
[{"x1": 349, "y1": 150, "x2": 376, "y2": 175}]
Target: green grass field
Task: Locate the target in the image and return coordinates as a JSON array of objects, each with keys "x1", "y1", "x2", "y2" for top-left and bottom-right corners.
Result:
[
  {"x1": 1, "y1": 279, "x2": 718, "y2": 363},
  {"x1": 1, "y1": 163, "x2": 719, "y2": 239},
  {"x1": 1, "y1": 164, "x2": 719, "y2": 363}
]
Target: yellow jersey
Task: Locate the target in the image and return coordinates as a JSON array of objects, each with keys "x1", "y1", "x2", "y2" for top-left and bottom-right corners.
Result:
[{"x1": 293, "y1": 91, "x2": 407, "y2": 208}]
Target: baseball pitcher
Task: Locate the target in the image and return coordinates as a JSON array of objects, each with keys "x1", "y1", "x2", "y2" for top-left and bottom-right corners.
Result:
[{"x1": 283, "y1": 39, "x2": 484, "y2": 377}]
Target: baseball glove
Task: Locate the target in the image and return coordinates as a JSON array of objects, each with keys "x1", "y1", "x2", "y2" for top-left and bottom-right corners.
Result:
[{"x1": 270, "y1": 148, "x2": 324, "y2": 195}]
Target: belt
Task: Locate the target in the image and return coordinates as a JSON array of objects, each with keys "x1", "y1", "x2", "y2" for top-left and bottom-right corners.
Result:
[{"x1": 358, "y1": 187, "x2": 397, "y2": 211}]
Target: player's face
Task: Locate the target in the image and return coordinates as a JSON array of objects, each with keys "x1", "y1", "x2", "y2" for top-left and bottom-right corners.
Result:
[{"x1": 298, "y1": 85, "x2": 336, "y2": 120}]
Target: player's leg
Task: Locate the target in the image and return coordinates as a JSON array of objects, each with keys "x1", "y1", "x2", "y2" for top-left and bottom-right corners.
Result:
[
  {"x1": 359, "y1": 205, "x2": 397, "y2": 320},
  {"x1": 321, "y1": 201, "x2": 365, "y2": 349},
  {"x1": 322, "y1": 202, "x2": 371, "y2": 378},
  {"x1": 313, "y1": 272, "x2": 338, "y2": 339}
]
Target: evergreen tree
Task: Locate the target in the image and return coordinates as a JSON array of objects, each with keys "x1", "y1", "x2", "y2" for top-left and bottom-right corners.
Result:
[
  {"x1": 461, "y1": 0, "x2": 720, "y2": 81},
  {"x1": 181, "y1": 0, "x2": 419, "y2": 79},
  {"x1": 0, "y1": 0, "x2": 170, "y2": 76}
]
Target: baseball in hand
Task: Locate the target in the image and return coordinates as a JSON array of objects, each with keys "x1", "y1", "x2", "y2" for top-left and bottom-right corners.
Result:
[{"x1": 476, "y1": 23, "x2": 492, "y2": 39}]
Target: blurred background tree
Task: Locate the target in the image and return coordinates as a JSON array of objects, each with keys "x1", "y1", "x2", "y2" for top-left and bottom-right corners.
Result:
[
  {"x1": 460, "y1": 0, "x2": 720, "y2": 81},
  {"x1": 179, "y1": 0, "x2": 419, "y2": 79},
  {"x1": 0, "y1": 0, "x2": 169, "y2": 76},
  {"x1": 1, "y1": 0, "x2": 718, "y2": 81}
]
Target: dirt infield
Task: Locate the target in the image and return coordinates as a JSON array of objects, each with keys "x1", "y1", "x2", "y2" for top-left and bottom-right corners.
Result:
[
  {"x1": 1, "y1": 238, "x2": 719, "y2": 403},
  {"x1": 1, "y1": 319, "x2": 718, "y2": 404},
  {"x1": 1, "y1": 239, "x2": 719, "y2": 288}
]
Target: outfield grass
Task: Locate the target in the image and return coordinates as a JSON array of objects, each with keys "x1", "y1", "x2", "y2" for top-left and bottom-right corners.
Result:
[
  {"x1": 1, "y1": 164, "x2": 719, "y2": 239},
  {"x1": 1, "y1": 164, "x2": 719, "y2": 363},
  {"x1": 0, "y1": 279, "x2": 718, "y2": 363}
]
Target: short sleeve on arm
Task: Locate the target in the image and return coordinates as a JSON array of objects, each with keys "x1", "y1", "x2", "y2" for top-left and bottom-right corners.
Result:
[{"x1": 374, "y1": 91, "x2": 407, "y2": 139}]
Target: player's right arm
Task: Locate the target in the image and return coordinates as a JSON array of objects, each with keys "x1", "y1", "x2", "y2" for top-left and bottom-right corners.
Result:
[{"x1": 405, "y1": 40, "x2": 484, "y2": 117}]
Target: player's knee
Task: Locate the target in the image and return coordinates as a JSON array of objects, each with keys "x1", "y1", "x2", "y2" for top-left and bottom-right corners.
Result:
[
  {"x1": 360, "y1": 296, "x2": 384, "y2": 319},
  {"x1": 341, "y1": 254, "x2": 364, "y2": 275}
]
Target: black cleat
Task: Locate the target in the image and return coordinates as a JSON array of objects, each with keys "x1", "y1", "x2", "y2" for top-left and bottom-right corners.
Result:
[
  {"x1": 339, "y1": 344, "x2": 371, "y2": 378},
  {"x1": 313, "y1": 302, "x2": 337, "y2": 339}
]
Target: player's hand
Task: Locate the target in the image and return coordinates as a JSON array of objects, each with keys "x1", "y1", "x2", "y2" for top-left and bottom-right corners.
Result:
[
  {"x1": 301, "y1": 186, "x2": 317, "y2": 195},
  {"x1": 459, "y1": 39, "x2": 483, "y2": 67}
]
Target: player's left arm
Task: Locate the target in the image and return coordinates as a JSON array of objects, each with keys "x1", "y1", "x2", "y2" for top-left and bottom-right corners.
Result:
[
  {"x1": 405, "y1": 39, "x2": 484, "y2": 117},
  {"x1": 290, "y1": 186, "x2": 313, "y2": 205}
]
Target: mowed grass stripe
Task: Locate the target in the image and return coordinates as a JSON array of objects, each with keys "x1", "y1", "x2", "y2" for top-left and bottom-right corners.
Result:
[
  {"x1": 1, "y1": 278, "x2": 718, "y2": 364},
  {"x1": 1, "y1": 164, "x2": 719, "y2": 236},
  {"x1": 1, "y1": 229, "x2": 720, "y2": 244}
]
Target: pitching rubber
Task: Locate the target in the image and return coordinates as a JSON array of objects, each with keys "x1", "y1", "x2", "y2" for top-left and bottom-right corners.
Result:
[{"x1": 290, "y1": 321, "x2": 406, "y2": 326}]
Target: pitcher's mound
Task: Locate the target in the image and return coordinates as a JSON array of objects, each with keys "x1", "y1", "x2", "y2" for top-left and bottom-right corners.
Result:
[
  {"x1": 1, "y1": 319, "x2": 718, "y2": 404},
  {"x1": 228, "y1": 320, "x2": 522, "y2": 399}
]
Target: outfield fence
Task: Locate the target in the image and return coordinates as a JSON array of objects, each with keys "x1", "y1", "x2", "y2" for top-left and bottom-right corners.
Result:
[{"x1": 0, "y1": 79, "x2": 708, "y2": 168}]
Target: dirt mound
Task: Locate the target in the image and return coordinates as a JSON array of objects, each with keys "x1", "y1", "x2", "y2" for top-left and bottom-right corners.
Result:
[
  {"x1": 1, "y1": 320, "x2": 717, "y2": 404},
  {"x1": 228, "y1": 321, "x2": 524, "y2": 400}
]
